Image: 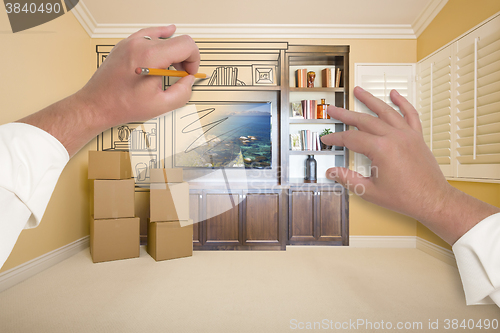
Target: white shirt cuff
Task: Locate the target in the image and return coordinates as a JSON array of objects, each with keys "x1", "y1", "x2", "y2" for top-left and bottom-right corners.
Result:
[
  {"x1": 452, "y1": 212, "x2": 500, "y2": 306},
  {"x1": 0, "y1": 122, "x2": 69, "y2": 228}
]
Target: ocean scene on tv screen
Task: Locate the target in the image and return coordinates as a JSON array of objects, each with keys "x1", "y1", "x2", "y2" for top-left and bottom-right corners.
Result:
[{"x1": 174, "y1": 103, "x2": 272, "y2": 168}]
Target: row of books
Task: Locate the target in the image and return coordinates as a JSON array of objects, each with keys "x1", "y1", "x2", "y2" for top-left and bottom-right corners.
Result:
[
  {"x1": 290, "y1": 131, "x2": 323, "y2": 151},
  {"x1": 295, "y1": 67, "x2": 342, "y2": 88},
  {"x1": 321, "y1": 68, "x2": 342, "y2": 88}
]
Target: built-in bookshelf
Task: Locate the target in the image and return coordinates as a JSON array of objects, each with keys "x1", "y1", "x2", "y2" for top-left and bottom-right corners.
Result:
[{"x1": 281, "y1": 45, "x2": 350, "y2": 185}]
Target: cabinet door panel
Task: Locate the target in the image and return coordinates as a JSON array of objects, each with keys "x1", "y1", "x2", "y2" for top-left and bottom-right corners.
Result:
[
  {"x1": 189, "y1": 193, "x2": 201, "y2": 244},
  {"x1": 319, "y1": 190, "x2": 342, "y2": 239},
  {"x1": 289, "y1": 191, "x2": 315, "y2": 241},
  {"x1": 245, "y1": 193, "x2": 279, "y2": 242},
  {"x1": 205, "y1": 193, "x2": 240, "y2": 243}
]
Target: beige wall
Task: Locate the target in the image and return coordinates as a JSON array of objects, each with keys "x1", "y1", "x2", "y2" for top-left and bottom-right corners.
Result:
[
  {"x1": 0, "y1": 13, "x2": 91, "y2": 273},
  {"x1": 417, "y1": 0, "x2": 500, "y2": 61}
]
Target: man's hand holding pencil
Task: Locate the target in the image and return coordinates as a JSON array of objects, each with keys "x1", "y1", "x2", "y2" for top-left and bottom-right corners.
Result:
[
  {"x1": 78, "y1": 25, "x2": 201, "y2": 128},
  {"x1": 18, "y1": 25, "x2": 201, "y2": 157}
]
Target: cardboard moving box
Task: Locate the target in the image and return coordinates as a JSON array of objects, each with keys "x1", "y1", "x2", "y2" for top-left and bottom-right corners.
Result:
[
  {"x1": 150, "y1": 168, "x2": 183, "y2": 183},
  {"x1": 88, "y1": 151, "x2": 132, "y2": 180},
  {"x1": 90, "y1": 217, "x2": 140, "y2": 263},
  {"x1": 147, "y1": 220, "x2": 193, "y2": 261},
  {"x1": 92, "y1": 179, "x2": 135, "y2": 219},
  {"x1": 150, "y1": 182, "x2": 189, "y2": 222}
]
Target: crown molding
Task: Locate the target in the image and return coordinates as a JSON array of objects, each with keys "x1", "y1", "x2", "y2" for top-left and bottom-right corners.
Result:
[
  {"x1": 87, "y1": 23, "x2": 416, "y2": 40},
  {"x1": 412, "y1": 0, "x2": 449, "y2": 38},
  {"x1": 72, "y1": 0, "x2": 448, "y2": 40},
  {"x1": 71, "y1": 2, "x2": 417, "y2": 40},
  {"x1": 70, "y1": 0, "x2": 97, "y2": 37}
]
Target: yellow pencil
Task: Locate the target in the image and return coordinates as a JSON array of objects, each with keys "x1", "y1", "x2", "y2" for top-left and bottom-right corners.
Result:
[{"x1": 135, "y1": 67, "x2": 210, "y2": 79}]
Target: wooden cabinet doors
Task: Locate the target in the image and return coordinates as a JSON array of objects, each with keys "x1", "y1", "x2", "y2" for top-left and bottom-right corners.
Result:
[
  {"x1": 288, "y1": 187, "x2": 348, "y2": 245},
  {"x1": 190, "y1": 191, "x2": 202, "y2": 247},
  {"x1": 191, "y1": 189, "x2": 285, "y2": 250},
  {"x1": 205, "y1": 191, "x2": 243, "y2": 246},
  {"x1": 243, "y1": 191, "x2": 284, "y2": 249}
]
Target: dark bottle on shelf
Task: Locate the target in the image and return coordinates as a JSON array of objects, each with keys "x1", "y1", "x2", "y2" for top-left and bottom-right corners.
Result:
[{"x1": 304, "y1": 155, "x2": 317, "y2": 182}]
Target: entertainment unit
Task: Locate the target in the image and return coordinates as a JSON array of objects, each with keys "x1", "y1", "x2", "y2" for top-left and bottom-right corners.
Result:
[{"x1": 95, "y1": 42, "x2": 350, "y2": 249}]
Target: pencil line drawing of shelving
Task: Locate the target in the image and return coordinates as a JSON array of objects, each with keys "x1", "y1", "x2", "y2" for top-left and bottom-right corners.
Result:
[{"x1": 96, "y1": 42, "x2": 287, "y2": 189}]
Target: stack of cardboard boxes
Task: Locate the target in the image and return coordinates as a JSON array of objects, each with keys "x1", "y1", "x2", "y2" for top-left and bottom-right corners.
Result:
[
  {"x1": 147, "y1": 168, "x2": 193, "y2": 261},
  {"x1": 88, "y1": 151, "x2": 140, "y2": 263}
]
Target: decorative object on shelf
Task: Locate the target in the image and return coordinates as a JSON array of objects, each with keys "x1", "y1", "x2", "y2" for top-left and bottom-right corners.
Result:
[
  {"x1": 291, "y1": 102, "x2": 303, "y2": 119},
  {"x1": 317, "y1": 98, "x2": 330, "y2": 119},
  {"x1": 307, "y1": 71, "x2": 316, "y2": 88},
  {"x1": 321, "y1": 68, "x2": 335, "y2": 87},
  {"x1": 301, "y1": 100, "x2": 317, "y2": 119},
  {"x1": 295, "y1": 69, "x2": 307, "y2": 87},
  {"x1": 304, "y1": 155, "x2": 317, "y2": 182},
  {"x1": 208, "y1": 66, "x2": 246, "y2": 86},
  {"x1": 319, "y1": 128, "x2": 333, "y2": 151},
  {"x1": 290, "y1": 134, "x2": 301, "y2": 151},
  {"x1": 117, "y1": 125, "x2": 131, "y2": 142},
  {"x1": 252, "y1": 65, "x2": 276, "y2": 85}
]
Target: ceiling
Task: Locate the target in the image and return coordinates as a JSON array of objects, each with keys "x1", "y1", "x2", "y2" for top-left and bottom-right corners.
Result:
[{"x1": 73, "y1": 0, "x2": 448, "y2": 39}]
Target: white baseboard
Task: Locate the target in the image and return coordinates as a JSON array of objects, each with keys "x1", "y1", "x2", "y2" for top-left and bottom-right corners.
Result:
[
  {"x1": 0, "y1": 236, "x2": 89, "y2": 293},
  {"x1": 349, "y1": 236, "x2": 417, "y2": 248},
  {"x1": 416, "y1": 237, "x2": 456, "y2": 268},
  {"x1": 350, "y1": 235, "x2": 456, "y2": 267}
]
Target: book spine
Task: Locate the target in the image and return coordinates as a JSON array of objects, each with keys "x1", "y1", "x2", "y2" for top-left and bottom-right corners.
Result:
[
  {"x1": 296, "y1": 69, "x2": 307, "y2": 88},
  {"x1": 311, "y1": 100, "x2": 317, "y2": 119},
  {"x1": 322, "y1": 68, "x2": 333, "y2": 88},
  {"x1": 335, "y1": 68, "x2": 342, "y2": 87}
]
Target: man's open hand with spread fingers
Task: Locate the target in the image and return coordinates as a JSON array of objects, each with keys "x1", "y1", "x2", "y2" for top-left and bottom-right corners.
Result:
[{"x1": 321, "y1": 86, "x2": 500, "y2": 245}]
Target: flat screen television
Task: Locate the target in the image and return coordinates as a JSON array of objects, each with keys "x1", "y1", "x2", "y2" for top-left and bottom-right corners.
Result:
[{"x1": 171, "y1": 90, "x2": 279, "y2": 183}]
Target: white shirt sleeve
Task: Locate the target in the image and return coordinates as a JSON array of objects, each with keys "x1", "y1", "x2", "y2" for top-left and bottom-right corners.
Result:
[
  {"x1": 0, "y1": 122, "x2": 69, "y2": 269},
  {"x1": 452, "y1": 212, "x2": 500, "y2": 306}
]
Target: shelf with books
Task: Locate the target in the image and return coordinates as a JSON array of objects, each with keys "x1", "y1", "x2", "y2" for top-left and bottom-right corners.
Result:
[
  {"x1": 291, "y1": 66, "x2": 343, "y2": 89},
  {"x1": 282, "y1": 45, "x2": 349, "y2": 187},
  {"x1": 279, "y1": 45, "x2": 350, "y2": 246}
]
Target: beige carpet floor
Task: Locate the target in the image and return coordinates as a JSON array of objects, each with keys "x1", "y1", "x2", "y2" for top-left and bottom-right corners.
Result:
[{"x1": 0, "y1": 246, "x2": 499, "y2": 333}]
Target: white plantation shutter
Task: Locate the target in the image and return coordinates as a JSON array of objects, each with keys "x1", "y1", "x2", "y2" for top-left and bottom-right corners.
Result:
[
  {"x1": 455, "y1": 16, "x2": 500, "y2": 179},
  {"x1": 356, "y1": 66, "x2": 414, "y2": 116},
  {"x1": 354, "y1": 64, "x2": 415, "y2": 176},
  {"x1": 417, "y1": 47, "x2": 453, "y2": 177}
]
